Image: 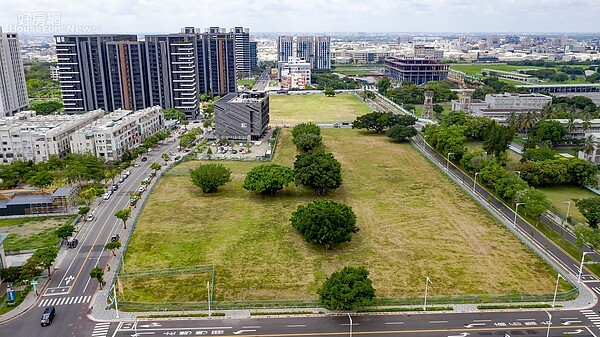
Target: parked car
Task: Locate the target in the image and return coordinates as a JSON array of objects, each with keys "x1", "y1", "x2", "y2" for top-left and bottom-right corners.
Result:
[
  {"x1": 118, "y1": 176, "x2": 124, "y2": 183},
  {"x1": 68, "y1": 238, "x2": 78, "y2": 249},
  {"x1": 103, "y1": 193, "x2": 111, "y2": 200},
  {"x1": 124, "y1": 170, "x2": 131, "y2": 177},
  {"x1": 112, "y1": 184, "x2": 118, "y2": 191},
  {"x1": 141, "y1": 156, "x2": 148, "y2": 162},
  {"x1": 40, "y1": 306, "x2": 56, "y2": 326},
  {"x1": 110, "y1": 234, "x2": 120, "y2": 242},
  {"x1": 134, "y1": 162, "x2": 140, "y2": 167},
  {"x1": 232, "y1": 149, "x2": 237, "y2": 154},
  {"x1": 129, "y1": 198, "x2": 138, "y2": 207},
  {"x1": 86, "y1": 214, "x2": 94, "y2": 221}
]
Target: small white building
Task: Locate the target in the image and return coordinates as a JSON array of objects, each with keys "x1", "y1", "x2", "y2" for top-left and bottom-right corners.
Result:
[
  {"x1": 279, "y1": 57, "x2": 311, "y2": 90},
  {"x1": 70, "y1": 106, "x2": 164, "y2": 162}
]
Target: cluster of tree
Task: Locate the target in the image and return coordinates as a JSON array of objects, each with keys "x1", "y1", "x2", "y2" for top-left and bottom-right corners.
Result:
[
  {"x1": 517, "y1": 158, "x2": 597, "y2": 187},
  {"x1": 312, "y1": 73, "x2": 359, "y2": 90},
  {"x1": 507, "y1": 60, "x2": 597, "y2": 67},
  {"x1": 525, "y1": 120, "x2": 566, "y2": 148},
  {"x1": 551, "y1": 96, "x2": 598, "y2": 114},
  {"x1": 24, "y1": 62, "x2": 61, "y2": 98},
  {"x1": 292, "y1": 123, "x2": 322, "y2": 151},
  {"x1": 180, "y1": 127, "x2": 203, "y2": 148},
  {"x1": 0, "y1": 153, "x2": 105, "y2": 189},
  {"x1": 459, "y1": 150, "x2": 550, "y2": 218},
  {"x1": 586, "y1": 73, "x2": 600, "y2": 83},
  {"x1": 472, "y1": 77, "x2": 530, "y2": 100},
  {"x1": 290, "y1": 199, "x2": 358, "y2": 250},
  {"x1": 425, "y1": 112, "x2": 514, "y2": 159},
  {"x1": 29, "y1": 100, "x2": 64, "y2": 115},
  {"x1": 359, "y1": 89, "x2": 376, "y2": 101},
  {"x1": 522, "y1": 69, "x2": 572, "y2": 82},
  {"x1": 189, "y1": 163, "x2": 232, "y2": 193},
  {"x1": 144, "y1": 130, "x2": 169, "y2": 150},
  {"x1": 243, "y1": 164, "x2": 294, "y2": 196},
  {"x1": 163, "y1": 108, "x2": 188, "y2": 124},
  {"x1": 352, "y1": 111, "x2": 417, "y2": 135},
  {"x1": 318, "y1": 266, "x2": 375, "y2": 310},
  {"x1": 384, "y1": 81, "x2": 458, "y2": 106},
  {"x1": 294, "y1": 151, "x2": 343, "y2": 196}
]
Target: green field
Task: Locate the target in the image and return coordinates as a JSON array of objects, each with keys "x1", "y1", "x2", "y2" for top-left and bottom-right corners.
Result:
[
  {"x1": 237, "y1": 79, "x2": 256, "y2": 88},
  {"x1": 414, "y1": 103, "x2": 452, "y2": 117},
  {"x1": 0, "y1": 216, "x2": 74, "y2": 252},
  {"x1": 539, "y1": 186, "x2": 599, "y2": 224},
  {"x1": 123, "y1": 127, "x2": 565, "y2": 304},
  {"x1": 450, "y1": 64, "x2": 590, "y2": 85},
  {"x1": 331, "y1": 65, "x2": 385, "y2": 76},
  {"x1": 269, "y1": 93, "x2": 372, "y2": 125}
]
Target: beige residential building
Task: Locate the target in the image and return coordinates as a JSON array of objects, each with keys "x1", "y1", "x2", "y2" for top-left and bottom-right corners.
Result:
[
  {"x1": 70, "y1": 106, "x2": 164, "y2": 162},
  {"x1": 0, "y1": 110, "x2": 104, "y2": 163}
]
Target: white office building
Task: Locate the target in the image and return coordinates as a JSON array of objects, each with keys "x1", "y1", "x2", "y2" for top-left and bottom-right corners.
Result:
[
  {"x1": 0, "y1": 27, "x2": 28, "y2": 117},
  {"x1": 0, "y1": 110, "x2": 105, "y2": 163},
  {"x1": 452, "y1": 92, "x2": 551, "y2": 122},
  {"x1": 279, "y1": 57, "x2": 311, "y2": 90},
  {"x1": 413, "y1": 45, "x2": 444, "y2": 60},
  {"x1": 70, "y1": 106, "x2": 164, "y2": 162}
]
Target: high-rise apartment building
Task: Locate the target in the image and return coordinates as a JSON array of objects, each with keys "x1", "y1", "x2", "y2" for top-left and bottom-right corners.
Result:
[
  {"x1": 106, "y1": 41, "x2": 150, "y2": 112},
  {"x1": 232, "y1": 27, "x2": 251, "y2": 78},
  {"x1": 313, "y1": 36, "x2": 331, "y2": 71},
  {"x1": 250, "y1": 41, "x2": 258, "y2": 73},
  {"x1": 0, "y1": 27, "x2": 28, "y2": 117},
  {"x1": 296, "y1": 36, "x2": 314, "y2": 65},
  {"x1": 55, "y1": 34, "x2": 138, "y2": 113},
  {"x1": 277, "y1": 36, "x2": 294, "y2": 63},
  {"x1": 55, "y1": 27, "x2": 240, "y2": 120}
]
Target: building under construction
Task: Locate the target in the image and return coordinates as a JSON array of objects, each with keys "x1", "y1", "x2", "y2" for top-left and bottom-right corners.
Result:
[{"x1": 384, "y1": 57, "x2": 449, "y2": 85}]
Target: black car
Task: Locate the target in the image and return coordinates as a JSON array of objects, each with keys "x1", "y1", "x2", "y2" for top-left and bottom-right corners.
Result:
[
  {"x1": 68, "y1": 239, "x2": 78, "y2": 249},
  {"x1": 141, "y1": 156, "x2": 148, "y2": 162},
  {"x1": 110, "y1": 234, "x2": 120, "y2": 242},
  {"x1": 40, "y1": 306, "x2": 55, "y2": 326}
]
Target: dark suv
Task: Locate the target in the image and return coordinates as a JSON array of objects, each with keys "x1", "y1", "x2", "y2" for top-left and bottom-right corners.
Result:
[{"x1": 40, "y1": 306, "x2": 56, "y2": 326}]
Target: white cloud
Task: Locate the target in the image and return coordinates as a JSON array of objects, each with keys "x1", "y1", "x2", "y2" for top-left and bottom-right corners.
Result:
[{"x1": 0, "y1": 0, "x2": 598, "y2": 33}]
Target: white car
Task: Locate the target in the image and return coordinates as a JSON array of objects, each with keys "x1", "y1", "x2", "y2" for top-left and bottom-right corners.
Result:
[
  {"x1": 86, "y1": 214, "x2": 94, "y2": 221},
  {"x1": 134, "y1": 162, "x2": 140, "y2": 167},
  {"x1": 103, "y1": 193, "x2": 111, "y2": 200}
]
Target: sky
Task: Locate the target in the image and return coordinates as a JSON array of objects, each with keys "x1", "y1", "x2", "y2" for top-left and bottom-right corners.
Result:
[{"x1": 1, "y1": 0, "x2": 599, "y2": 34}]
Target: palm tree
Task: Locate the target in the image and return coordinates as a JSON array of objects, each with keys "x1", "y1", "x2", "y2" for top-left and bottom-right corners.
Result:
[
  {"x1": 582, "y1": 113, "x2": 592, "y2": 133},
  {"x1": 582, "y1": 135, "x2": 597, "y2": 160}
]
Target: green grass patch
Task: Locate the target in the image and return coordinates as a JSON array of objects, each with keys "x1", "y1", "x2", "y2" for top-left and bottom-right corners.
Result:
[
  {"x1": 123, "y1": 128, "x2": 566, "y2": 304},
  {"x1": 0, "y1": 216, "x2": 75, "y2": 252},
  {"x1": 538, "y1": 186, "x2": 598, "y2": 224},
  {"x1": 138, "y1": 313, "x2": 225, "y2": 318},
  {"x1": 0, "y1": 285, "x2": 32, "y2": 315},
  {"x1": 269, "y1": 93, "x2": 372, "y2": 125},
  {"x1": 250, "y1": 311, "x2": 322, "y2": 316},
  {"x1": 359, "y1": 306, "x2": 453, "y2": 313},
  {"x1": 477, "y1": 303, "x2": 554, "y2": 309},
  {"x1": 450, "y1": 64, "x2": 591, "y2": 84},
  {"x1": 237, "y1": 79, "x2": 256, "y2": 88}
]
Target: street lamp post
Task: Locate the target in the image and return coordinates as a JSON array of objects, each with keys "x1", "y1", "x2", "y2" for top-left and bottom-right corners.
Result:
[
  {"x1": 423, "y1": 276, "x2": 432, "y2": 311},
  {"x1": 446, "y1": 153, "x2": 454, "y2": 170},
  {"x1": 207, "y1": 281, "x2": 211, "y2": 316},
  {"x1": 347, "y1": 313, "x2": 353, "y2": 337},
  {"x1": 578, "y1": 251, "x2": 591, "y2": 283},
  {"x1": 473, "y1": 172, "x2": 480, "y2": 191},
  {"x1": 552, "y1": 274, "x2": 564, "y2": 307},
  {"x1": 514, "y1": 203, "x2": 525, "y2": 228},
  {"x1": 562, "y1": 201, "x2": 572, "y2": 226},
  {"x1": 544, "y1": 310, "x2": 551, "y2": 337}
]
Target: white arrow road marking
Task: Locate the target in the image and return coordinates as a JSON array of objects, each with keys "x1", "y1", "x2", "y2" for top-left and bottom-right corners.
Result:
[
  {"x1": 448, "y1": 333, "x2": 470, "y2": 337},
  {"x1": 561, "y1": 320, "x2": 582, "y2": 325},
  {"x1": 233, "y1": 330, "x2": 256, "y2": 335},
  {"x1": 139, "y1": 323, "x2": 162, "y2": 328},
  {"x1": 564, "y1": 329, "x2": 584, "y2": 335},
  {"x1": 64, "y1": 275, "x2": 74, "y2": 285},
  {"x1": 131, "y1": 333, "x2": 155, "y2": 336},
  {"x1": 464, "y1": 323, "x2": 486, "y2": 328}
]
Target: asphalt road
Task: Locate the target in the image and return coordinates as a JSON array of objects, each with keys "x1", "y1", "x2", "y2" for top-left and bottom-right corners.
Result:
[
  {"x1": 253, "y1": 68, "x2": 271, "y2": 91},
  {"x1": 0, "y1": 138, "x2": 180, "y2": 337}
]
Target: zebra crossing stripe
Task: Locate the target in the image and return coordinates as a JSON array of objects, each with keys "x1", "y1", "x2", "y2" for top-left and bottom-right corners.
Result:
[{"x1": 38, "y1": 296, "x2": 93, "y2": 307}]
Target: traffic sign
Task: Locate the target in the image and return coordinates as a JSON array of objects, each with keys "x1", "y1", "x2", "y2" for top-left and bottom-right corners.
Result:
[
  {"x1": 30, "y1": 279, "x2": 38, "y2": 286},
  {"x1": 7, "y1": 289, "x2": 16, "y2": 302}
]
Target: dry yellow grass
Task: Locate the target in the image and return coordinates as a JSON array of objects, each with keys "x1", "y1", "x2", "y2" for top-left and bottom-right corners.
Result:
[{"x1": 123, "y1": 129, "x2": 565, "y2": 302}]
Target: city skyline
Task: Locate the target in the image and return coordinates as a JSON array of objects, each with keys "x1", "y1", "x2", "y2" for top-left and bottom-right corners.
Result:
[{"x1": 1, "y1": 0, "x2": 599, "y2": 34}]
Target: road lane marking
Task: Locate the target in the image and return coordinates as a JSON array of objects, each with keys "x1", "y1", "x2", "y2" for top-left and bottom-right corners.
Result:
[
  {"x1": 429, "y1": 321, "x2": 447, "y2": 323},
  {"x1": 517, "y1": 318, "x2": 535, "y2": 321},
  {"x1": 287, "y1": 325, "x2": 306, "y2": 328},
  {"x1": 473, "y1": 319, "x2": 491, "y2": 322},
  {"x1": 242, "y1": 326, "x2": 261, "y2": 329},
  {"x1": 384, "y1": 322, "x2": 404, "y2": 325}
]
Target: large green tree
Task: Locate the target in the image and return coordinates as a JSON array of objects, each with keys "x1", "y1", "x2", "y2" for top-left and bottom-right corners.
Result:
[
  {"x1": 243, "y1": 164, "x2": 294, "y2": 196},
  {"x1": 293, "y1": 133, "x2": 323, "y2": 151},
  {"x1": 292, "y1": 123, "x2": 321, "y2": 138},
  {"x1": 105, "y1": 241, "x2": 122, "y2": 256},
  {"x1": 482, "y1": 124, "x2": 515, "y2": 157},
  {"x1": 291, "y1": 200, "x2": 358, "y2": 250},
  {"x1": 90, "y1": 267, "x2": 104, "y2": 289},
  {"x1": 353, "y1": 111, "x2": 416, "y2": 134},
  {"x1": 29, "y1": 100, "x2": 63, "y2": 115},
  {"x1": 189, "y1": 163, "x2": 232, "y2": 193},
  {"x1": 528, "y1": 120, "x2": 566, "y2": 148},
  {"x1": 574, "y1": 225, "x2": 600, "y2": 250},
  {"x1": 576, "y1": 198, "x2": 600, "y2": 228},
  {"x1": 494, "y1": 174, "x2": 529, "y2": 201},
  {"x1": 294, "y1": 151, "x2": 342, "y2": 196},
  {"x1": 515, "y1": 187, "x2": 550, "y2": 219},
  {"x1": 31, "y1": 246, "x2": 58, "y2": 276},
  {"x1": 163, "y1": 108, "x2": 187, "y2": 122},
  {"x1": 55, "y1": 224, "x2": 75, "y2": 244},
  {"x1": 386, "y1": 125, "x2": 417, "y2": 142},
  {"x1": 317, "y1": 266, "x2": 375, "y2": 310},
  {"x1": 377, "y1": 77, "x2": 391, "y2": 95}
]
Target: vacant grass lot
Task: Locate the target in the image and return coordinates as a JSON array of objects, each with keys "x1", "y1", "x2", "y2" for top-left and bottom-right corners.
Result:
[
  {"x1": 124, "y1": 128, "x2": 564, "y2": 303},
  {"x1": 539, "y1": 186, "x2": 599, "y2": 224},
  {"x1": 269, "y1": 94, "x2": 372, "y2": 125},
  {"x1": 450, "y1": 64, "x2": 590, "y2": 84},
  {"x1": 0, "y1": 216, "x2": 74, "y2": 252}
]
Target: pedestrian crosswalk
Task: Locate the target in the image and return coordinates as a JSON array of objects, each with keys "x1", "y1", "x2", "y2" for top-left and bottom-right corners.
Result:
[
  {"x1": 592, "y1": 286, "x2": 600, "y2": 294},
  {"x1": 38, "y1": 295, "x2": 92, "y2": 307},
  {"x1": 92, "y1": 322, "x2": 111, "y2": 337},
  {"x1": 581, "y1": 309, "x2": 600, "y2": 328}
]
